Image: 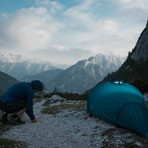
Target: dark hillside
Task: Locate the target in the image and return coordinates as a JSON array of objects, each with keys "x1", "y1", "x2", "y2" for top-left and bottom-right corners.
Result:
[{"x1": 0, "y1": 71, "x2": 18, "y2": 96}]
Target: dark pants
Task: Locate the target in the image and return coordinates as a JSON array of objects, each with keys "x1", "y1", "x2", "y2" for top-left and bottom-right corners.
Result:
[{"x1": 0, "y1": 99, "x2": 26, "y2": 114}]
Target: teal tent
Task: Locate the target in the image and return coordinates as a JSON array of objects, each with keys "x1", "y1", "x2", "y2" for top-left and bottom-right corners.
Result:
[{"x1": 87, "y1": 80, "x2": 148, "y2": 138}]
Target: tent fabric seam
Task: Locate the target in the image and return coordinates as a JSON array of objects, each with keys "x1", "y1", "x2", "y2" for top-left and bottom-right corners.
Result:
[{"x1": 116, "y1": 101, "x2": 146, "y2": 121}]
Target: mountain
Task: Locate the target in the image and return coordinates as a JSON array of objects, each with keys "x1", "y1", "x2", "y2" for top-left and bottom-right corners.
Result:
[
  {"x1": 102, "y1": 20, "x2": 148, "y2": 93},
  {"x1": 0, "y1": 71, "x2": 18, "y2": 96},
  {"x1": 0, "y1": 52, "x2": 124, "y2": 94},
  {"x1": 0, "y1": 52, "x2": 67, "y2": 79},
  {"x1": 0, "y1": 60, "x2": 56, "y2": 80},
  {"x1": 0, "y1": 52, "x2": 26, "y2": 63},
  {"x1": 20, "y1": 69, "x2": 63, "y2": 87},
  {"x1": 131, "y1": 21, "x2": 148, "y2": 61},
  {"x1": 47, "y1": 54, "x2": 125, "y2": 94}
]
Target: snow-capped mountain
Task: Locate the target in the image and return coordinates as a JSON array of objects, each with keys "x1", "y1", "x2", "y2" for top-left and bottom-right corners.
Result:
[
  {"x1": 0, "y1": 51, "x2": 53, "y2": 64},
  {"x1": 47, "y1": 54, "x2": 125, "y2": 94},
  {"x1": 0, "y1": 52, "x2": 67, "y2": 79},
  {"x1": 0, "y1": 60, "x2": 56, "y2": 80},
  {"x1": 0, "y1": 52, "x2": 25, "y2": 63}
]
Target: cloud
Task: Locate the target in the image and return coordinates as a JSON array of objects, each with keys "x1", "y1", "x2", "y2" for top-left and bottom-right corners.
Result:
[
  {"x1": 32, "y1": 47, "x2": 93, "y2": 65},
  {"x1": 64, "y1": 0, "x2": 100, "y2": 24},
  {"x1": 62, "y1": 0, "x2": 138, "y2": 56},
  {"x1": 0, "y1": 6, "x2": 64, "y2": 51},
  {"x1": 35, "y1": 0, "x2": 64, "y2": 13},
  {"x1": 115, "y1": 0, "x2": 148, "y2": 10},
  {"x1": 0, "y1": 0, "x2": 147, "y2": 65}
]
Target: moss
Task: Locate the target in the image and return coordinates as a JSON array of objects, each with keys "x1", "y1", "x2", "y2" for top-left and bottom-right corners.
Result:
[
  {"x1": 0, "y1": 138, "x2": 28, "y2": 148},
  {"x1": 44, "y1": 91, "x2": 88, "y2": 101},
  {"x1": 42, "y1": 102, "x2": 86, "y2": 114},
  {"x1": 101, "y1": 128, "x2": 148, "y2": 148}
]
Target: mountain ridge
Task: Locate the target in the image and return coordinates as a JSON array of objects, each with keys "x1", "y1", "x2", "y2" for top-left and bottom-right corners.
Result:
[
  {"x1": 20, "y1": 54, "x2": 125, "y2": 94},
  {"x1": 47, "y1": 54, "x2": 125, "y2": 94},
  {"x1": 0, "y1": 51, "x2": 69, "y2": 79},
  {"x1": 131, "y1": 20, "x2": 148, "y2": 61}
]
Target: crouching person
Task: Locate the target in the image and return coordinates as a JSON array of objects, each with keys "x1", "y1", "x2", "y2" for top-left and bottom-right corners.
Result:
[{"x1": 0, "y1": 80, "x2": 44, "y2": 124}]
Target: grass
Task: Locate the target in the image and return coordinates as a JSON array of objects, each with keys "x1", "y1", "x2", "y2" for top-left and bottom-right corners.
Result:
[
  {"x1": 43, "y1": 99, "x2": 65, "y2": 107},
  {"x1": 34, "y1": 97, "x2": 43, "y2": 103},
  {"x1": 41, "y1": 102, "x2": 86, "y2": 114}
]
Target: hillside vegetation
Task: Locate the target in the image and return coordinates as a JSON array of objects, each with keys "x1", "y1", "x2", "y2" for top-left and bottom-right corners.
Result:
[
  {"x1": 0, "y1": 71, "x2": 18, "y2": 96},
  {"x1": 102, "y1": 56, "x2": 148, "y2": 93}
]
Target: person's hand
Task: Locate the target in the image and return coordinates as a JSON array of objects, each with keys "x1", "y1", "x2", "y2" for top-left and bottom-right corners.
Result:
[{"x1": 32, "y1": 118, "x2": 37, "y2": 123}]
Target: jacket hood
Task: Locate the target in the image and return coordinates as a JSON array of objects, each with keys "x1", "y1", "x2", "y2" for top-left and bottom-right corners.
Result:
[{"x1": 31, "y1": 80, "x2": 44, "y2": 91}]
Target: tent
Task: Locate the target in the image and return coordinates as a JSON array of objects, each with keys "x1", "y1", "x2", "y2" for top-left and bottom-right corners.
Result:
[{"x1": 87, "y1": 80, "x2": 148, "y2": 138}]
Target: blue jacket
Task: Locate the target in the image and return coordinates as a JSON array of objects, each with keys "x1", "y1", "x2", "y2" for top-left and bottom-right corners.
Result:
[{"x1": 0, "y1": 82, "x2": 35, "y2": 120}]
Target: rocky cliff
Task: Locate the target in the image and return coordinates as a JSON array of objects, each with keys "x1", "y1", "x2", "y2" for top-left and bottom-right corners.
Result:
[
  {"x1": 102, "y1": 20, "x2": 148, "y2": 93},
  {"x1": 131, "y1": 20, "x2": 148, "y2": 61}
]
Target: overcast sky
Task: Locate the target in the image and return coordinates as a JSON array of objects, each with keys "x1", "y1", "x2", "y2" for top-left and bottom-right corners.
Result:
[{"x1": 0, "y1": 0, "x2": 147, "y2": 65}]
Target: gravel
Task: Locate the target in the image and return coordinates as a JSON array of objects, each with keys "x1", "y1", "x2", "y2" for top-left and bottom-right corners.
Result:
[{"x1": 1, "y1": 95, "x2": 148, "y2": 148}]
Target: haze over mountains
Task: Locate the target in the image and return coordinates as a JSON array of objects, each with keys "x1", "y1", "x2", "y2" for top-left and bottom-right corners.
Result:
[
  {"x1": 0, "y1": 52, "x2": 68, "y2": 79},
  {"x1": 46, "y1": 54, "x2": 125, "y2": 94},
  {"x1": 0, "y1": 52, "x2": 125, "y2": 94},
  {"x1": 19, "y1": 54, "x2": 124, "y2": 94}
]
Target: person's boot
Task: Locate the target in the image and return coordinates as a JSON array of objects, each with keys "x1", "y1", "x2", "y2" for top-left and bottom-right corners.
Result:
[
  {"x1": 0, "y1": 113, "x2": 8, "y2": 123},
  {"x1": 10, "y1": 114, "x2": 25, "y2": 124}
]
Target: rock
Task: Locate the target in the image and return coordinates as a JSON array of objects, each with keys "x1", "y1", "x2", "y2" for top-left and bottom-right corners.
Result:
[{"x1": 131, "y1": 21, "x2": 148, "y2": 61}]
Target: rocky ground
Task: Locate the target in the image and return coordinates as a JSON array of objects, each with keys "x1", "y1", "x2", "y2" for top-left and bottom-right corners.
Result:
[{"x1": 0, "y1": 95, "x2": 148, "y2": 148}]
